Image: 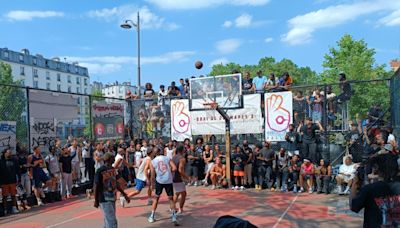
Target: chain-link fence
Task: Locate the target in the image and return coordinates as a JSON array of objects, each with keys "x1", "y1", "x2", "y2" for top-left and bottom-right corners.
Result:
[{"x1": 0, "y1": 77, "x2": 395, "y2": 164}]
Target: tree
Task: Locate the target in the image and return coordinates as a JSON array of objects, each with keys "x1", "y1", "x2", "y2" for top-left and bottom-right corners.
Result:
[
  {"x1": 321, "y1": 34, "x2": 392, "y2": 118},
  {"x1": 0, "y1": 62, "x2": 27, "y2": 147}
]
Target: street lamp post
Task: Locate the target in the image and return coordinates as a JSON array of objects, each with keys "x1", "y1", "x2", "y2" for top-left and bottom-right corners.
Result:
[{"x1": 121, "y1": 12, "x2": 141, "y2": 97}]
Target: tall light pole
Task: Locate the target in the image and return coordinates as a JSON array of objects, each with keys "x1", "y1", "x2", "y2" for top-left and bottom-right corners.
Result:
[{"x1": 121, "y1": 12, "x2": 141, "y2": 97}]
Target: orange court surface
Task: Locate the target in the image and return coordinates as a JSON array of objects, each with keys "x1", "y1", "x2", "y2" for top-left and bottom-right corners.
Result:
[{"x1": 0, "y1": 186, "x2": 362, "y2": 228}]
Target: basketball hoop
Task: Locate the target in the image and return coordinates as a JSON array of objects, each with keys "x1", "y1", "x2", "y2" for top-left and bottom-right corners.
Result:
[{"x1": 203, "y1": 102, "x2": 218, "y2": 110}]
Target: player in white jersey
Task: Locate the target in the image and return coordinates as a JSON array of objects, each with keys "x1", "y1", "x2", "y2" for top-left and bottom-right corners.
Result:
[
  {"x1": 126, "y1": 147, "x2": 155, "y2": 206},
  {"x1": 148, "y1": 148, "x2": 177, "y2": 225}
]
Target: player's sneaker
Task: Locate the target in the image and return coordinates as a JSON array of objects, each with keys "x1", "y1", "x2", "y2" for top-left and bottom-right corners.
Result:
[
  {"x1": 148, "y1": 215, "x2": 155, "y2": 223},
  {"x1": 172, "y1": 213, "x2": 178, "y2": 226},
  {"x1": 120, "y1": 197, "x2": 126, "y2": 208}
]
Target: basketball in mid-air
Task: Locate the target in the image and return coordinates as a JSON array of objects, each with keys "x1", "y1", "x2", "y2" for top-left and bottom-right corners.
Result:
[{"x1": 195, "y1": 61, "x2": 203, "y2": 69}]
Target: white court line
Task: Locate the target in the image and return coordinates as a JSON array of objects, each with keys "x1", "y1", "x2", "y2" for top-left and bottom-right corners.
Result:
[
  {"x1": 46, "y1": 210, "x2": 98, "y2": 228},
  {"x1": 272, "y1": 195, "x2": 298, "y2": 228}
]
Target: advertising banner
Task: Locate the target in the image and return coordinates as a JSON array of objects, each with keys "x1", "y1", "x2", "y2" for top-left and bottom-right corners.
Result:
[
  {"x1": 92, "y1": 103, "x2": 124, "y2": 140},
  {"x1": 264, "y1": 91, "x2": 293, "y2": 141}
]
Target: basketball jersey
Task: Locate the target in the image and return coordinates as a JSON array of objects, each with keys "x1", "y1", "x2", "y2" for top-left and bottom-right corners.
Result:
[
  {"x1": 152, "y1": 155, "x2": 173, "y2": 184},
  {"x1": 136, "y1": 157, "x2": 150, "y2": 182}
]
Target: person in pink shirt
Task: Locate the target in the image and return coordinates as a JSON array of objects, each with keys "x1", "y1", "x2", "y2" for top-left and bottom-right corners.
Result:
[{"x1": 299, "y1": 159, "x2": 315, "y2": 193}]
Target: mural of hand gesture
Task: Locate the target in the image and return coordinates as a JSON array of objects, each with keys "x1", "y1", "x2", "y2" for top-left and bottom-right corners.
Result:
[
  {"x1": 172, "y1": 101, "x2": 190, "y2": 133},
  {"x1": 266, "y1": 94, "x2": 291, "y2": 132}
]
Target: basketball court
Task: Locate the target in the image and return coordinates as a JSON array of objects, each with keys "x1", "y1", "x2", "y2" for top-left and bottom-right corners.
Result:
[{"x1": 0, "y1": 186, "x2": 362, "y2": 228}]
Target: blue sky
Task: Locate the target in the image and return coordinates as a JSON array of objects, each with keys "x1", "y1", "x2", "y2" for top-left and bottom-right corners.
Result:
[{"x1": 0, "y1": 0, "x2": 399, "y2": 88}]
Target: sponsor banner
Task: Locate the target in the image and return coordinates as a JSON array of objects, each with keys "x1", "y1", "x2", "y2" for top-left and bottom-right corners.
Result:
[
  {"x1": 170, "y1": 99, "x2": 192, "y2": 141},
  {"x1": 264, "y1": 91, "x2": 293, "y2": 141},
  {"x1": 0, "y1": 121, "x2": 16, "y2": 154},
  {"x1": 30, "y1": 118, "x2": 56, "y2": 153},
  {"x1": 92, "y1": 103, "x2": 124, "y2": 140},
  {"x1": 190, "y1": 94, "x2": 263, "y2": 135}
]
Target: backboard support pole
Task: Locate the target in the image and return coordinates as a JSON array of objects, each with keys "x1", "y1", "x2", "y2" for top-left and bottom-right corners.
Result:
[{"x1": 216, "y1": 107, "x2": 231, "y2": 188}]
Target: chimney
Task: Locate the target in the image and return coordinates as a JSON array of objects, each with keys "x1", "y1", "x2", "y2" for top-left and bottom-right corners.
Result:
[{"x1": 391, "y1": 60, "x2": 400, "y2": 72}]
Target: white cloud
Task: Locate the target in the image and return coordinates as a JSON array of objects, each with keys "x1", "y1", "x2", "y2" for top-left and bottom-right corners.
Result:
[
  {"x1": 223, "y1": 13, "x2": 269, "y2": 28},
  {"x1": 210, "y1": 58, "x2": 229, "y2": 67},
  {"x1": 215, "y1": 39, "x2": 242, "y2": 54},
  {"x1": 264, "y1": 37, "x2": 274, "y2": 43},
  {"x1": 4, "y1": 10, "x2": 64, "y2": 21},
  {"x1": 378, "y1": 9, "x2": 400, "y2": 26},
  {"x1": 146, "y1": 0, "x2": 270, "y2": 10},
  {"x1": 87, "y1": 5, "x2": 179, "y2": 30},
  {"x1": 223, "y1": 20, "x2": 233, "y2": 28},
  {"x1": 235, "y1": 14, "x2": 252, "y2": 28},
  {"x1": 64, "y1": 51, "x2": 195, "y2": 74},
  {"x1": 282, "y1": 0, "x2": 400, "y2": 45}
]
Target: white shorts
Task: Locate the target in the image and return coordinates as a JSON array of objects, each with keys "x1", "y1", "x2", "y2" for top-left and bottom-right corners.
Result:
[
  {"x1": 173, "y1": 182, "x2": 186, "y2": 193},
  {"x1": 338, "y1": 174, "x2": 354, "y2": 183}
]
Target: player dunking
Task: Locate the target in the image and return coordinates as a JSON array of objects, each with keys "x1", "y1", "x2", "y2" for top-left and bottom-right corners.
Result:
[{"x1": 148, "y1": 148, "x2": 178, "y2": 225}]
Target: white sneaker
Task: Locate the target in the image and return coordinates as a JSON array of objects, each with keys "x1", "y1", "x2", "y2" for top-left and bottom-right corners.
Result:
[
  {"x1": 172, "y1": 213, "x2": 178, "y2": 225},
  {"x1": 344, "y1": 186, "x2": 350, "y2": 195},
  {"x1": 234, "y1": 186, "x2": 239, "y2": 190},
  {"x1": 240, "y1": 186, "x2": 245, "y2": 191},
  {"x1": 231, "y1": 186, "x2": 236, "y2": 190},
  {"x1": 299, "y1": 187, "x2": 304, "y2": 193},
  {"x1": 12, "y1": 206, "x2": 19, "y2": 214},
  {"x1": 148, "y1": 215, "x2": 155, "y2": 223},
  {"x1": 120, "y1": 197, "x2": 126, "y2": 208},
  {"x1": 337, "y1": 186, "x2": 344, "y2": 195},
  {"x1": 211, "y1": 185, "x2": 216, "y2": 190},
  {"x1": 37, "y1": 200, "x2": 45, "y2": 206},
  {"x1": 308, "y1": 189, "x2": 313, "y2": 194},
  {"x1": 194, "y1": 182, "x2": 198, "y2": 187}
]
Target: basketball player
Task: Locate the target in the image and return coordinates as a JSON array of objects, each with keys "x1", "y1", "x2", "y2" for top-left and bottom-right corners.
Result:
[
  {"x1": 126, "y1": 147, "x2": 155, "y2": 206},
  {"x1": 148, "y1": 148, "x2": 178, "y2": 225},
  {"x1": 172, "y1": 145, "x2": 189, "y2": 214}
]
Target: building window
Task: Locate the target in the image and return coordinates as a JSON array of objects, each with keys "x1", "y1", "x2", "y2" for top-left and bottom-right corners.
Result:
[
  {"x1": 77, "y1": 97, "x2": 81, "y2": 104},
  {"x1": 33, "y1": 69, "x2": 38, "y2": 77},
  {"x1": 19, "y1": 54, "x2": 24, "y2": 62},
  {"x1": 46, "y1": 72, "x2": 50, "y2": 80},
  {"x1": 46, "y1": 82, "x2": 51, "y2": 90},
  {"x1": 76, "y1": 77, "x2": 80, "y2": 85},
  {"x1": 33, "y1": 58, "x2": 37, "y2": 65},
  {"x1": 84, "y1": 78, "x2": 88, "y2": 86},
  {"x1": 33, "y1": 81, "x2": 39, "y2": 88},
  {"x1": 67, "y1": 75, "x2": 71, "y2": 83},
  {"x1": 57, "y1": 63, "x2": 60, "y2": 69},
  {"x1": 75, "y1": 67, "x2": 78, "y2": 73},
  {"x1": 21, "y1": 80, "x2": 25, "y2": 86},
  {"x1": 20, "y1": 66, "x2": 25, "y2": 75},
  {"x1": 57, "y1": 73, "x2": 61, "y2": 82},
  {"x1": 85, "y1": 97, "x2": 88, "y2": 105},
  {"x1": 68, "y1": 86, "x2": 71, "y2": 93},
  {"x1": 77, "y1": 87, "x2": 80, "y2": 94},
  {"x1": 84, "y1": 88, "x2": 87, "y2": 94},
  {"x1": 57, "y1": 84, "x2": 61, "y2": 91},
  {"x1": 4, "y1": 51, "x2": 9, "y2": 58}
]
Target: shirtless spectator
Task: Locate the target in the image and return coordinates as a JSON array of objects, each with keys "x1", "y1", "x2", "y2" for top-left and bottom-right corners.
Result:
[{"x1": 210, "y1": 157, "x2": 227, "y2": 189}]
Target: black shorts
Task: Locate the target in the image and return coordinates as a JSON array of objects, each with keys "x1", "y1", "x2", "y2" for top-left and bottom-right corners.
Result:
[{"x1": 155, "y1": 181, "x2": 174, "y2": 197}]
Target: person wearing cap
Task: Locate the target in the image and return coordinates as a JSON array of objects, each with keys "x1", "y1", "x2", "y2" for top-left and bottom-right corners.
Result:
[
  {"x1": 336, "y1": 155, "x2": 356, "y2": 195},
  {"x1": 94, "y1": 152, "x2": 130, "y2": 228},
  {"x1": 345, "y1": 121, "x2": 363, "y2": 163},
  {"x1": 285, "y1": 124, "x2": 300, "y2": 154},
  {"x1": 337, "y1": 73, "x2": 352, "y2": 104}
]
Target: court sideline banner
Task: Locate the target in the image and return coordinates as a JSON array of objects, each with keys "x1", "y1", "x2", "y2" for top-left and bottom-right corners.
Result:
[
  {"x1": 264, "y1": 91, "x2": 293, "y2": 141},
  {"x1": 190, "y1": 94, "x2": 263, "y2": 135},
  {"x1": 170, "y1": 99, "x2": 192, "y2": 141}
]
